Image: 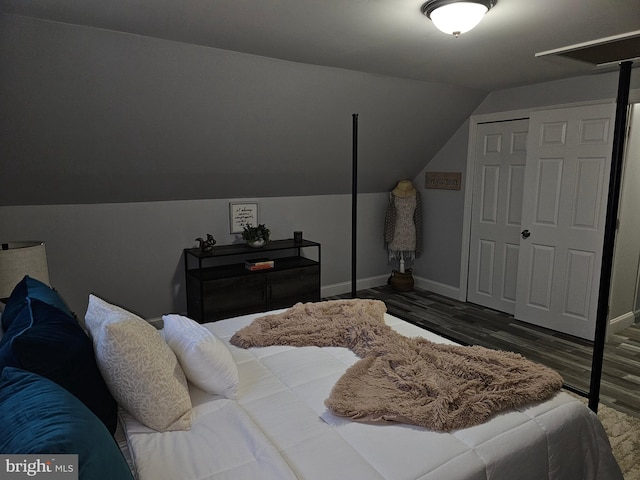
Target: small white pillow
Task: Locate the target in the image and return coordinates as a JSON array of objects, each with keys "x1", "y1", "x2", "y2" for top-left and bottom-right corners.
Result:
[
  {"x1": 85, "y1": 295, "x2": 192, "y2": 432},
  {"x1": 162, "y1": 314, "x2": 239, "y2": 399}
]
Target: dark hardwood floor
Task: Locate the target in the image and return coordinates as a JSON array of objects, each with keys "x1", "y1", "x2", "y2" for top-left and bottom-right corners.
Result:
[{"x1": 327, "y1": 285, "x2": 640, "y2": 419}]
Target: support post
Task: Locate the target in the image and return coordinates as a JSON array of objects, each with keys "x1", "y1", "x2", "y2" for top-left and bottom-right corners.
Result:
[
  {"x1": 588, "y1": 60, "x2": 633, "y2": 412},
  {"x1": 351, "y1": 114, "x2": 358, "y2": 298}
]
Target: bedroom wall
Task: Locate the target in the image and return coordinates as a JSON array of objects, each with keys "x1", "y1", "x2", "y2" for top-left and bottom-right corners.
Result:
[
  {"x1": 411, "y1": 70, "x2": 640, "y2": 297},
  {"x1": 0, "y1": 194, "x2": 391, "y2": 320},
  {"x1": 472, "y1": 70, "x2": 633, "y2": 115},
  {"x1": 0, "y1": 13, "x2": 486, "y2": 206},
  {"x1": 610, "y1": 102, "x2": 640, "y2": 324},
  {"x1": 4, "y1": 13, "x2": 639, "y2": 316},
  {"x1": 408, "y1": 120, "x2": 470, "y2": 298},
  {"x1": 0, "y1": 13, "x2": 486, "y2": 319}
]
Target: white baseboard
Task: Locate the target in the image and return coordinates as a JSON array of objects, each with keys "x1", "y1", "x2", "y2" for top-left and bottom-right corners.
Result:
[
  {"x1": 412, "y1": 276, "x2": 460, "y2": 300},
  {"x1": 608, "y1": 311, "x2": 636, "y2": 335},
  {"x1": 321, "y1": 275, "x2": 461, "y2": 301},
  {"x1": 321, "y1": 275, "x2": 389, "y2": 298}
]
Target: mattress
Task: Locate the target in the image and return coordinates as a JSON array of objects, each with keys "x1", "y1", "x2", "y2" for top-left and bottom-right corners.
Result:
[{"x1": 122, "y1": 310, "x2": 623, "y2": 480}]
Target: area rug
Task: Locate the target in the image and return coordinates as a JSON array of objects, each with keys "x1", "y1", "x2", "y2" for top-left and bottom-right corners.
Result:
[
  {"x1": 570, "y1": 394, "x2": 640, "y2": 480},
  {"x1": 231, "y1": 299, "x2": 563, "y2": 432}
]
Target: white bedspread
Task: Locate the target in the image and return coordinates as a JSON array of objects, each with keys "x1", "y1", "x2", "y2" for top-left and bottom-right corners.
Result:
[{"x1": 122, "y1": 311, "x2": 622, "y2": 480}]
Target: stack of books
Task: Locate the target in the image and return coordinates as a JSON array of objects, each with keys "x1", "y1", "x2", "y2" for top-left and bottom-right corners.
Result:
[{"x1": 245, "y1": 258, "x2": 274, "y2": 271}]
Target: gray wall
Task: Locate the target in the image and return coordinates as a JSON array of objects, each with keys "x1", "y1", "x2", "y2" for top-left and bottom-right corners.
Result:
[
  {"x1": 473, "y1": 69, "x2": 639, "y2": 115},
  {"x1": 3, "y1": 12, "x2": 639, "y2": 319},
  {"x1": 0, "y1": 13, "x2": 486, "y2": 318},
  {"x1": 412, "y1": 69, "x2": 640, "y2": 297},
  {"x1": 0, "y1": 13, "x2": 486, "y2": 206},
  {"x1": 411, "y1": 120, "x2": 469, "y2": 294},
  {"x1": 610, "y1": 103, "x2": 640, "y2": 321},
  {"x1": 0, "y1": 194, "x2": 391, "y2": 319}
]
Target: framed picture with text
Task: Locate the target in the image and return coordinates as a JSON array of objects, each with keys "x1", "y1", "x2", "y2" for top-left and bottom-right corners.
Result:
[{"x1": 229, "y1": 202, "x2": 259, "y2": 233}]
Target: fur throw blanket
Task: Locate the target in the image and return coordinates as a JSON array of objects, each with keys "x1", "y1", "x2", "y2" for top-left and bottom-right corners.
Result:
[{"x1": 230, "y1": 300, "x2": 563, "y2": 432}]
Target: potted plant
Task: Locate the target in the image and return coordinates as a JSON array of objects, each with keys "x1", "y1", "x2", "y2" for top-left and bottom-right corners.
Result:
[{"x1": 242, "y1": 224, "x2": 270, "y2": 247}]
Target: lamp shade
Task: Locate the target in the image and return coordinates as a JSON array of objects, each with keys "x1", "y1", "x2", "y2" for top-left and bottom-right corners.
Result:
[
  {"x1": 0, "y1": 242, "x2": 50, "y2": 299},
  {"x1": 421, "y1": 0, "x2": 495, "y2": 37}
]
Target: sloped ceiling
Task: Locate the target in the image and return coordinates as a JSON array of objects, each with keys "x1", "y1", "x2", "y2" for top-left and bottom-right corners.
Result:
[
  {"x1": 1, "y1": 1, "x2": 639, "y2": 205},
  {"x1": 3, "y1": 0, "x2": 639, "y2": 90}
]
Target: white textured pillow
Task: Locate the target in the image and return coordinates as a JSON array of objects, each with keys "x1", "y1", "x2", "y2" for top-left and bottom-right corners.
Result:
[
  {"x1": 162, "y1": 314, "x2": 238, "y2": 398},
  {"x1": 84, "y1": 295, "x2": 192, "y2": 432}
]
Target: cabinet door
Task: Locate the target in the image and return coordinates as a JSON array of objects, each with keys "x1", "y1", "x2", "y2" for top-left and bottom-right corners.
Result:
[
  {"x1": 202, "y1": 274, "x2": 265, "y2": 321},
  {"x1": 267, "y1": 265, "x2": 320, "y2": 310}
]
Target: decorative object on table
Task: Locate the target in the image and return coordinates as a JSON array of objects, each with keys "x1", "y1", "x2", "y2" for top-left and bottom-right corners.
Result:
[
  {"x1": 0, "y1": 241, "x2": 50, "y2": 301},
  {"x1": 384, "y1": 180, "x2": 422, "y2": 290},
  {"x1": 195, "y1": 234, "x2": 216, "y2": 253},
  {"x1": 388, "y1": 269, "x2": 414, "y2": 292},
  {"x1": 241, "y1": 224, "x2": 270, "y2": 248},
  {"x1": 293, "y1": 231, "x2": 303, "y2": 244},
  {"x1": 244, "y1": 258, "x2": 274, "y2": 271},
  {"x1": 229, "y1": 202, "x2": 259, "y2": 234}
]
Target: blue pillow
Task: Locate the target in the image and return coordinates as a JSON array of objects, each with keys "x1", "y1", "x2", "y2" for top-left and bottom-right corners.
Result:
[
  {"x1": 0, "y1": 367, "x2": 134, "y2": 480},
  {"x1": 1, "y1": 275, "x2": 74, "y2": 331},
  {"x1": 0, "y1": 298, "x2": 118, "y2": 434}
]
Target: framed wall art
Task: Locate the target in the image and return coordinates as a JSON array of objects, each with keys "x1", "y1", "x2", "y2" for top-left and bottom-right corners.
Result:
[{"x1": 229, "y1": 202, "x2": 259, "y2": 233}]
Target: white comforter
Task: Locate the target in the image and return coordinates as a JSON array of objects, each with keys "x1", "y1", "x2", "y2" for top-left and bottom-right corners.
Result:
[{"x1": 122, "y1": 311, "x2": 622, "y2": 480}]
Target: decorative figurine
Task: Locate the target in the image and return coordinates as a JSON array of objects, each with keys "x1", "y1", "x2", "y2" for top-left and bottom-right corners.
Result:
[{"x1": 195, "y1": 234, "x2": 216, "y2": 252}]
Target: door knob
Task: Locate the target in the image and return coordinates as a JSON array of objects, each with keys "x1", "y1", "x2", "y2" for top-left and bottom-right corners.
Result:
[{"x1": 521, "y1": 229, "x2": 531, "y2": 239}]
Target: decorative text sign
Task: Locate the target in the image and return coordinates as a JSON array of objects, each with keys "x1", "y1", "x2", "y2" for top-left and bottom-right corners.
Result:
[
  {"x1": 229, "y1": 202, "x2": 259, "y2": 233},
  {"x1": 425, "y1": 172, "x2": 462, "y2": 190}
]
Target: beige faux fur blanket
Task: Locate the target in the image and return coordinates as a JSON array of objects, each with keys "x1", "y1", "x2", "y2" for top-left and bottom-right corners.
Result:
[{"x1": 230, "y1": 299, "x2": 563, "y2": 432}]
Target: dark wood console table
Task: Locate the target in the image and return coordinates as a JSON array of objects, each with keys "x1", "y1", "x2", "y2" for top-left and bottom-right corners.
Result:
[{"x1": 184, "y1": 239, "x2": 320, "y2": 322}]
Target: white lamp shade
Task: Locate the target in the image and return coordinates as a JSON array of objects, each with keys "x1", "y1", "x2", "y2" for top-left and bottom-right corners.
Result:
[
  {"x1": 429, "y1": 2, "x2": 489, "y2": 36},
  {"x1": 0, "y1": 242, "x2": 50, "y2": 299}
]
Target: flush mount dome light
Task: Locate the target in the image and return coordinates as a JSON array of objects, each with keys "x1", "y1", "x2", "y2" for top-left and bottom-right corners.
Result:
[{"x1": 421, "y1": 0, "x2": 496, "y2": 37}]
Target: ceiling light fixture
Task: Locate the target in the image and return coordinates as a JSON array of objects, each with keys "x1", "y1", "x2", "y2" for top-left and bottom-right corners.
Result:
[{"x1": 421, "y1": 0, "x2": 496, "y2": 38}]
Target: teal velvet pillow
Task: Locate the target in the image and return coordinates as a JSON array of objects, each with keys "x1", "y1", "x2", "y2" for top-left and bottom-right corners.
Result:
[
  {"x1": 0, "y1": 298, "x2": 118, "y2": 434},
  {"x1": 0, "y1": 367, "x2": 134, "y2": 480},
  {"x1": 1, "y1": 275, "x2": 74, "y2": 331}
]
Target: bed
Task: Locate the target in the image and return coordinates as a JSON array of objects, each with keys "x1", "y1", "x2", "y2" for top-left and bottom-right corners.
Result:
[{"x1": 117, "y1": 302, "x2": 623, "y2": 480}]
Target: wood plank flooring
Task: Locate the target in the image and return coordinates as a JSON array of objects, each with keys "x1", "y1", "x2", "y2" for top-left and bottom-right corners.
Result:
[{"x1": 327, "y1": 285, "x2": 640, "y2": 419}]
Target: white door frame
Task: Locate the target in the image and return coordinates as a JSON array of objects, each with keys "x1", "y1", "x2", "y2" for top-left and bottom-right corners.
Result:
[{"x1": 459, "y1": 99, "x2": 619, "y2": 304}]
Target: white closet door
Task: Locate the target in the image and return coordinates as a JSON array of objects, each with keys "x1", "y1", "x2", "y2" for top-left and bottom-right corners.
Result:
[
  {"x1": 467, "y1": 119, "x2": 529, "y2": 314},
  {"x1": 515, "y1": 103, "x2": 616, "y2": 340}
]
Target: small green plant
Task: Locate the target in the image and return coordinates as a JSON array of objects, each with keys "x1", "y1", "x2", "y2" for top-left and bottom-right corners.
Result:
[{"x1": 241, "y1": 224, "x2": 270, "y2": 243}]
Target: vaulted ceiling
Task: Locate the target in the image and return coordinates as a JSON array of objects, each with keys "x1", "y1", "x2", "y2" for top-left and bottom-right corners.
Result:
[{"x1": 3, "y1": 0, "x2": 639, "y2": 91}]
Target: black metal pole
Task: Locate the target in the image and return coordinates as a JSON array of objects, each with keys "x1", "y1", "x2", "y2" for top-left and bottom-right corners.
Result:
[
  {"x1": 351, "y1": 113, "x2": 358, "y2": 298},
  {"x1": 588, "y1": 60, "x2": 633, "y2": 413}
]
